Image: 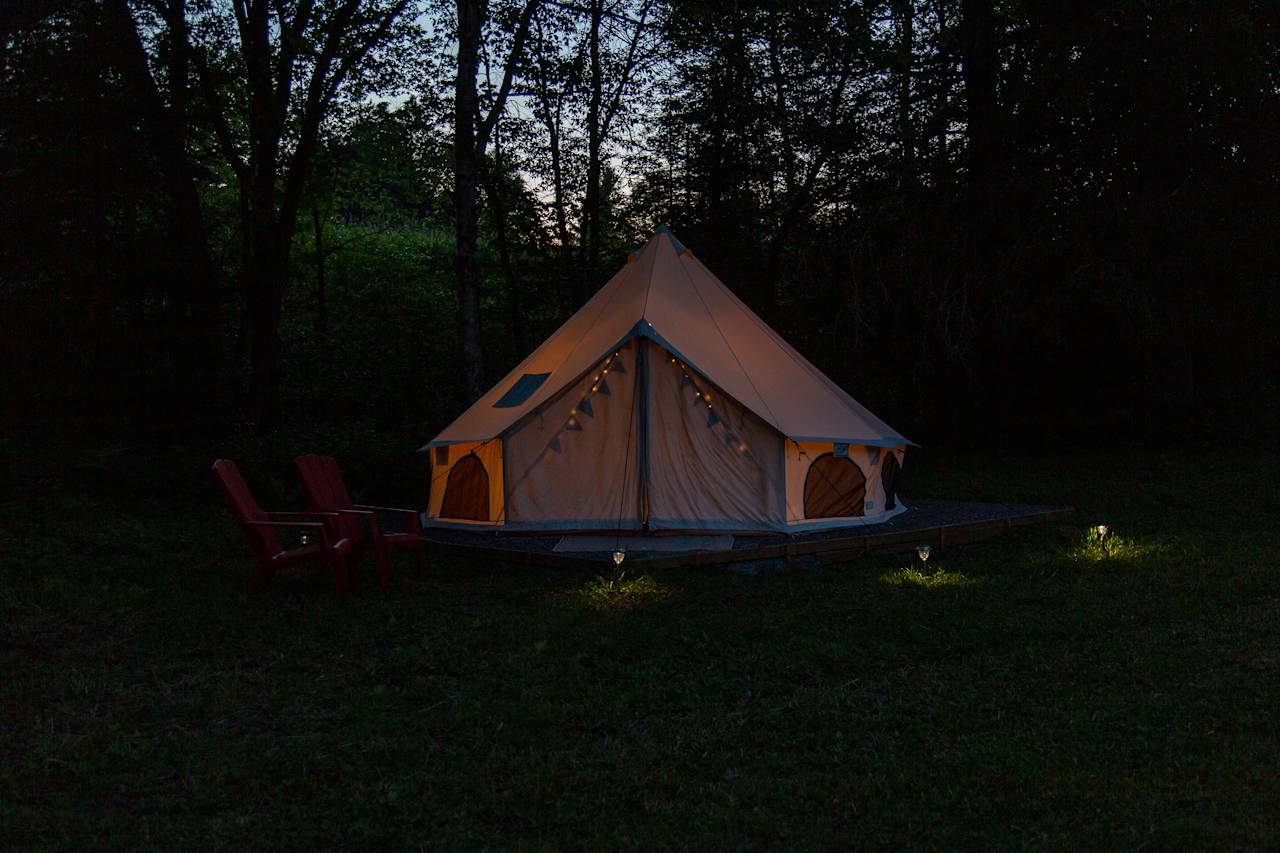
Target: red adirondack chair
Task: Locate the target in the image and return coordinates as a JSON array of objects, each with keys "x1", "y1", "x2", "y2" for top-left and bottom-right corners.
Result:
[
  {"x1": 294, "y1": 454, "x2": 423, "y2": 587},
  {"x1": 212, "y1": 459, "x2": 352, "y2": 596}
]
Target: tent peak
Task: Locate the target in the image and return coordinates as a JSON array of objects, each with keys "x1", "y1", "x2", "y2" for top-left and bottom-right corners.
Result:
[{"x1": 648, "y1": 226, "x2": 688, "y2": 257}]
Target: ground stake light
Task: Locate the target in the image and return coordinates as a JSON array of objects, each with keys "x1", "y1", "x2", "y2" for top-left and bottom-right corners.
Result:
[
  {"x1": 612, "y1": 548, "x2": 627, "y2": 568},
  {"x1": 916, "y1": 545, "x2": 931, "y2": 564}
]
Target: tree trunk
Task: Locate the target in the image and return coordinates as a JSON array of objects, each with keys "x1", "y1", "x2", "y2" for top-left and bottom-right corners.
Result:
[
  {"x1": 490, "y1": 125, "x2": 525, "y2": 355},
  {"x1": 931, "y1": 0, "x2": 952, "y2": 185},
  {"x1": 579, "y1": 0, "x2": 604, "y2": 283},
  {"x1": 531, "y1": 19, "x2": 574, "y2": 309},
  {"x1": 244, "y1": 173, "x2": 287, "y2": 429},
  {"x1": 454, "y1": 0, "x2": 486, "y2": 404},
  {"x1": 960, "y1": 0, "x2": 998, "y2": 187},
  {"x1": 102, "y1": 0, "x2": 220, "y2": 427},
  {"x1": 312, "y1": 205, "x2": 327, "y2": 338},
  {"x1": 548, "y1": 99, "x2": 574, "y2": 306},
  {"x1": 896, "y1": 0, "x2": 915, "y2": 181}
]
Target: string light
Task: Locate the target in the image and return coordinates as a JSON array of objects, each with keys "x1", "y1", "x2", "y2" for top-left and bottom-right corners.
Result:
[{"x1": 673, "y1": 355, "x2": 748, "y2": 454}]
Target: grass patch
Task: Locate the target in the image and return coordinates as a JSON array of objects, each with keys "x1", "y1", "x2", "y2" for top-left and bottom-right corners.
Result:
[
  {"x1": 575, "y1": 572, "x2": 669, "y2": 608},
  {"x1": 2, "y1": 448, "x2": 1278, "y2": 849},
  {"x1": 879, "y1": 565, "x2": 974, "y2": 588},
  {"x1": 1069, "y1": 524, "x2": 1165, "y2": 564}
]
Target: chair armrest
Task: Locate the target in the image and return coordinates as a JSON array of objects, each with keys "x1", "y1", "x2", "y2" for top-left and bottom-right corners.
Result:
[
  {"x1": 243, "y1": 519, "x2": 336, "y2": 549},
  {"x1": 332, "y1": 508, "x2": 380, "y2": 536},
  {"x1": 266, "y1": 511, "x2": 342, "y2": 536},
  {"x1": 353, "y1": 505, "x2": 422, "y2": 534}
]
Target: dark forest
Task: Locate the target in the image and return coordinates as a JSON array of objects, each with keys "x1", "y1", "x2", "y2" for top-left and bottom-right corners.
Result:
[{"x1": 4, "y1": 0, "x2": 1276, "y2": 456}]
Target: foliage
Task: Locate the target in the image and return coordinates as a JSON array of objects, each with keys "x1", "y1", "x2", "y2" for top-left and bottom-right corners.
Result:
[
  {"x1": 2, "y1": 449, "x2": 1278, "y2": 848},
  {"x1": 1, "y1": 0, "x2": 1277, "y2": 444}
]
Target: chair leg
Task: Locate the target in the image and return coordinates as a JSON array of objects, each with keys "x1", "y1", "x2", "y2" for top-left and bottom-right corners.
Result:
[
  {"x1": 328, "y1": 550, "x2": 350, "y2": 597},
  {"x1": 375, "y1": 540, "x2": 390, "y2": 588},
  {"x1": 249, "y1": 560, "x2": 272, "y2": 594}
]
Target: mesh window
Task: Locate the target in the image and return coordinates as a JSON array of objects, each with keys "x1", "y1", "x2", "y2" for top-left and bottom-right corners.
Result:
[{"x1": 804, "y1": 454, "x2": 867, "y2": 518}]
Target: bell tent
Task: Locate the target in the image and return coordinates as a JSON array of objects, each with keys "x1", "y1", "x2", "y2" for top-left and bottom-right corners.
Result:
[{"x1": 423, "y1": 228, "x2": 913, "y2": 533}]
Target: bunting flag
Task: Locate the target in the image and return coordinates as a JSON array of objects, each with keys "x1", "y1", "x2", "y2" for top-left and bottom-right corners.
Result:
[
  {"x1": 597, "y1": 377, "x2": 610, "y2": 395},
  {"x1": 579, "y1": 397, "x2": 594, "y2": 418},
  {"x1": 679, "y1": 372, "x2": 692, "y2": 388},
  {"x1": 707, "y1": 409, "x2": 722, "y2": 428},
  {"x1": 548, "y1": 436, "x2": 562, "y2": 453},
  {"x1": 724, "y1": 431, "x2": 739, "y2": 447},
  {"x1": 611, "y1": 359, "x2": 626, "y2": 374},
  {"x1": 566, "y1": 416, "x2": 582, "y2": 431}
]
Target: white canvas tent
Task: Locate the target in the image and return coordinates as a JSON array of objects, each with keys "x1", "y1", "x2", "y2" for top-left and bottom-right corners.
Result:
[{"x1": 423, "y1": 228, "x2": 913, "y2": 533}]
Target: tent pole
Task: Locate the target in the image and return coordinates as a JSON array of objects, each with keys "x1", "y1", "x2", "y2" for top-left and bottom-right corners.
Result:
[{"x1": 637, "y1": 337, "x2": 650, "y2": 531}]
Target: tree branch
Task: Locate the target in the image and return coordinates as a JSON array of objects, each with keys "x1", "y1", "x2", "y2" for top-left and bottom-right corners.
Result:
[
  {"x1": 599, "y1": 0, "x2": 651, "y2": 141},
  {"x1": 475, "y1": 0, "x2": 541, "y2": 152},
  {"x1": 188, "y1": 42, "x2": 248, "y2": 179},
  {"x1": 281, "y1": 0, "x2": 411, "y2": 231}
]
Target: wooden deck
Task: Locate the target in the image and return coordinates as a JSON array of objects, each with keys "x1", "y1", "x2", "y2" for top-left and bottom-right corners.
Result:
[{"x1": 422, "y1": 501, "x2": 1074, "y2": 571}]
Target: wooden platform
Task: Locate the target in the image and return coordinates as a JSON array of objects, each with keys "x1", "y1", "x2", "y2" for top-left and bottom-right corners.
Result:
[{"x1": 421, "y1": 500, "x2": 1074, "y2": 571}]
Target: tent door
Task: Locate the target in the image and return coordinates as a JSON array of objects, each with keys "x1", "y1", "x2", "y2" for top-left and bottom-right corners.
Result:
[
  {"x1": 803, "y1": 453, "x2": 866, "y2": 519},
  {"x1": 440, "y1": 454, "x2": 490, "y2": 521},
  {"x1": 881, "y1": 452, "x2": 900, "y2": 511}
]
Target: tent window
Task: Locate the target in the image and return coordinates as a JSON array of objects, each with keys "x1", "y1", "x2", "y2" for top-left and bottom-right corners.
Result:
[
  {"x1": 881, "y1": 452, "x2": 900, "y2": 511},
  {"x1": 804, "y1": 453, "x2": 866, "y2": 519},
  {"x1": 440, "y1": 455, "x2": 490, "y2": 521},
  {"x1": 494, "y1": 372, "x2": 549, "y2": 408}
]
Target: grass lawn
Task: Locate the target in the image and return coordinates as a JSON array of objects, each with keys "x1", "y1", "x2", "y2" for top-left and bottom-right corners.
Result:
[{"x1": 2, "y1": 448, "x2": 1278, "y2": 849}]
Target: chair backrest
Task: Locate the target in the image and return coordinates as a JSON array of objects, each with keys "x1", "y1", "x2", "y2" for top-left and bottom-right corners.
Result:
[
  {"x1": 212, "y1": 459, "x2": 282, "y2": 556},
  {"x1": 295, "y1": 454, "x2": 354, "y2": 511},
  {"x1": 295, "y1": 454, "x2": 364, "y2": 540}
]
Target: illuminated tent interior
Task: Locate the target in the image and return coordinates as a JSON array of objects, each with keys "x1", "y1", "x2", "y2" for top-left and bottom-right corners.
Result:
[{"x1": 422, "y1": 228, "x2": 913, "y2": 534}]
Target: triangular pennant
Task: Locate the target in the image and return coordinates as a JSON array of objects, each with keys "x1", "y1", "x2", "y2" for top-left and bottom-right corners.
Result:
[
  {"x1": 707, "y1": 409, "x2": 722, "y2": 428},
  {"x1": 579, "y1": 397, "x2": 593, "y2": 418},
  {"x1": 611, "y1": 359, "x2": 626, "y2": 374},
  {"x1": 566, "y1": 417, "x2": 582, "y2": 431},
  {"x1": 680, "y1": 373, "x2": 692, "y2": 388},
  {"x1": 597, "y1": 377, "x2": 610, "y2": 395},
  {"x1": 548, "y1": 436, "x2": 561, "y2": 453},
  {"x1": 724, "y1": 431, "x2": 739, "y2": 447}
]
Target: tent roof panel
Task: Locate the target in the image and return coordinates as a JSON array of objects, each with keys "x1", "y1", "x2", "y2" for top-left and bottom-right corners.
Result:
[{"x1": 423, "y1": 231, "x2": 911, "y2": 450}]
